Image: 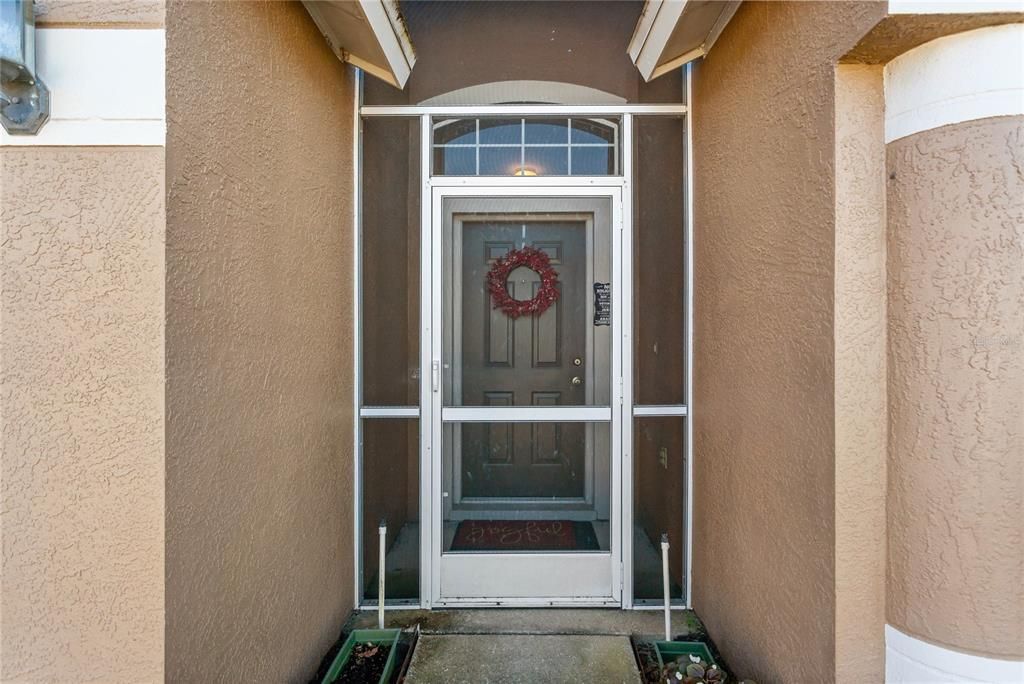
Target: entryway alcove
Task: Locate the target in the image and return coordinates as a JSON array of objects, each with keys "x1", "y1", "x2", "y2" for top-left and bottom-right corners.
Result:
[{"x1": 353, "y1": 0, "x2": 692, "y2": 611}]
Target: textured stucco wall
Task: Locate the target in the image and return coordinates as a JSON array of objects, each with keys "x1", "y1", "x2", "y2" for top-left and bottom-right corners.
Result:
[
  {"x1": 0, "y1": 148, "x2": 165, "y2": 681},
  {"x1": 691, "y1": 2, "x2": 887, "y2": 681},
  {"x1": 843, "y1": 11, "x2": 1024, "y2": 64},
  {"x1": 834, "y1": 64, "x2": 888, "y2": 681},
  {"x1": 887, "y1": 115, "x2": 1024, "y2": 659},
  {"x1": 35, "y1": 0, "x2": 164, "y2": 27},
  {"x1": 165, "y1": 1, "x2": 355, "y2": 681}
]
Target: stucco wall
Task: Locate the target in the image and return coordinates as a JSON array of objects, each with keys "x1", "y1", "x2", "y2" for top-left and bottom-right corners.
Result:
[
  {"x1": 1, "y1": 3, "x2": 166, "y2": 680},
  {"x1": 691, "y1": 2, "x2": 887, "y2": 681},
  {"x1": 887, "y1": 114, "x2": 1024, "y2": 659},
  {"x1": 834, "y1": 64, "x2": 888, "y2": 681},
  {"x1": 165, "y1": 1, "x2": 355, "y2": 681},
  {"x1": 35, "y1": 0, "x2": 164, "y2": 28},
  {"x1": 0, "y1": 147, "x2": 166, "y2": 681}
]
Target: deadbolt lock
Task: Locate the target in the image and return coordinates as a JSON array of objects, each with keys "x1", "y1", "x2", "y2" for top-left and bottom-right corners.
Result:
[{"x1": 573, "y1": 357, "x2": 582, "y2": 366}]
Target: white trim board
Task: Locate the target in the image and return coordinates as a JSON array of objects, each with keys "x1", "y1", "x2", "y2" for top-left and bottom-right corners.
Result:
[
  {"x1": 885, "y1": 626, "x2": 1024, "y2": 683},
  {"x1": 888, "y1": 0, "x2": 1024, "y2": 13},
  {"x1": 628, "y1": 1, "x2": 741, "y2": 81},
  {"x1": 884, "y1": 23, "x2": 1024, "y2": 143},
  {"x1": 0, "y1": 28, "x2": 165, "y2": 147},
  {"x1": 302, "y1": 0, "x2": 415, "y2": 89}
]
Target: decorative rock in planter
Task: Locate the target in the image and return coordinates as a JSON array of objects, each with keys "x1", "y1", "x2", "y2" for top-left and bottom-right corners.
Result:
[
  {"x1": 320, "y1": 628, "x2": 401, "y2": 684},
  {"x1": 654, "y1": 640, "x2": 716, "y2": 669},
  {"x1": 656, "y1": 641, "x2": 722, "y2": 682}
]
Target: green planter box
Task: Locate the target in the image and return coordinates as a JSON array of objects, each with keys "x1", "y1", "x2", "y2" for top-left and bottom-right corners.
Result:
[
  {"x1": 321, "y1": 628, "x2": 402, "y2": 684},
  {"x1": 655, "y1": 640, "x2": 716, "y2": 670}
]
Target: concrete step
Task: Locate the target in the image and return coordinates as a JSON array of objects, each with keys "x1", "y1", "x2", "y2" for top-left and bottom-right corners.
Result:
[{"x1": 345, "y1": 608, "x2": 701, "y2": 637}]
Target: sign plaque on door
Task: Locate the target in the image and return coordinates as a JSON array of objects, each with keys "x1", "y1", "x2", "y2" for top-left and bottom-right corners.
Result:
[{"x1": 593, "y1": 282, "x2": 611, "y2": 326}]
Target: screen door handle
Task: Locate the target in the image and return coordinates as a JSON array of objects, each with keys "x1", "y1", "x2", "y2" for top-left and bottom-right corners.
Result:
[{"x1": 432, "y1": 360, "x2": 440, "y2": 392}]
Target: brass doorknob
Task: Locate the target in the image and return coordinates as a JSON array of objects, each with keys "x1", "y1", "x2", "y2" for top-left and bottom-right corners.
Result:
[{"x1": 571, "y1": 376, "x2": 582, "y2": 386}]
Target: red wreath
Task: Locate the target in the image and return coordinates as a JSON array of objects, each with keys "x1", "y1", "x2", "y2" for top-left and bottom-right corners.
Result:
[{"x1": 486, "y1": 246, "x2": 560, "y2": 319}]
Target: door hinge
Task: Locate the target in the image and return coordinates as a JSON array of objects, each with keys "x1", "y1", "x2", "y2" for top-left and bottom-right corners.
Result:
[{"x1": 619, "y1": 377, "x2": 624, "y2": 404}]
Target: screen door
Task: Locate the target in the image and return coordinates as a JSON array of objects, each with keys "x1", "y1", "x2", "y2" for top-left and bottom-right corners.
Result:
[{"x1": 430, "y1": 192, "x2": 621, "y2": 605}]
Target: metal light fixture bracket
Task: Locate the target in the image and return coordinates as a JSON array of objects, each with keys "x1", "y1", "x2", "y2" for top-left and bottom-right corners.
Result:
[{"x1": 1, "y1": 0, "x2": 50, "y2": 135}]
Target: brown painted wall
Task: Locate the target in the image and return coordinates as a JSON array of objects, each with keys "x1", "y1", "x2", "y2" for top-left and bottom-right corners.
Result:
[
  {"x1": 887, "y1": 115, "x2": 1024, "y2": 659},
  {"x1": 0, "y1": 148, "x2": 166, "y2": 681},
  {"x1": 834, "y1": 64, "x2": 888, "y2": 681},
  {"x1": 373, "y1": 1, "x2": 680, "y2": 105},
  {"x1": 400, "y1": 1, "x2": 642, "y2": 103},
  {"x1": 165, "y1": 2, "x2": 355, "y2": 681},
  {"x1": 691, "y1": 2, "x2": 886, "y2": 681}
]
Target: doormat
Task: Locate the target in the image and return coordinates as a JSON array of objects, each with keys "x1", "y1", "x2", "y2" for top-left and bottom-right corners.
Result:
[{"x1": 450, "y1": 520, "x2": 600, "y2": 552}]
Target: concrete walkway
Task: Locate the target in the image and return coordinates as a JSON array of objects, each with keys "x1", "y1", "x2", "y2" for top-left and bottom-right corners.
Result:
[
  {"x1": 405, "y1": 633, "x2": 639, "y2": 683},
  {"x1": 344, "y1": 609, "x2": 702, "y2": 683}
]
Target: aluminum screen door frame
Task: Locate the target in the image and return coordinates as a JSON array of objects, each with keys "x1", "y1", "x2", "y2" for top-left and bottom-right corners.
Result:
[{"x1": 428, "y1": 185, "x2": 623, "y2": 606}]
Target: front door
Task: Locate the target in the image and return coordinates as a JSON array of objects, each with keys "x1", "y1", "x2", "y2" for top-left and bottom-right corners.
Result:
[
  {"x1": 459, "y1": 220, "x2": 587, "y2": 499},
  {"x1": 431, "y1": 191, "x2": 621, "y2": 605}
]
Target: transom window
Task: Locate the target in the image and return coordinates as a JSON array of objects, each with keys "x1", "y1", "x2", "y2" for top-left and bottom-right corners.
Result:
[{"x1": 432, "y1": 117, "x2": 620, "y2": 176}]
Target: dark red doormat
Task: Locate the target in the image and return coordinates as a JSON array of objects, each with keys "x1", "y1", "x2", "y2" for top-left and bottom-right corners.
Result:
[{"x1": 450, "y1": 520, "x2": 600, "y2": 551}]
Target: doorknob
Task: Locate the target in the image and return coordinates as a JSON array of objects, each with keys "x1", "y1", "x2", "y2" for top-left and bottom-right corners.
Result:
[{"x1": 571, "y1": 376, "x2": 582, "y2": 386}]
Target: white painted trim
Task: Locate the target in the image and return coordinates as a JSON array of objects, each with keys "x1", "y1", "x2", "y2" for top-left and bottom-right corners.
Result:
[
  {"x1": 885, "y1": 625, "x2": 1024, "y2": 683},
  {"x1": 628, "y1": 1, "x2": 741, "y2": 81},
  {"x1": 360, "y1": 407, "x2": 419, "y2": 418},
  {"x1": 302, "y1": 1, "x2": 416, "y2": 89},
  {"x1": 884, "y1": 23, "x2": 1024, "y2": 143},
  {"x1": 633, "y1": 405, "x2": 688, "y2": 416},
  {"x1": 428, "y1": 176, "x2": 627, "y2": 188},
  {"x1": 629, "y1": 2, "x2": 658, "y2": 62},
  {"x1": 352, "y1": 70, "x2": 364, "y2": 609},
  {"x1": 633, "y1": 1, "x2": 687, "y2": 81},
  {"x1": 440, "y1": 406, "x2": 612, "y2": 423},
  {"x1": 0, "y1": 28, "x2": 165, "y2": 147},
  {"x1": 620, "y1": 114, "x2": 636, "y2": 609},
  {"x1": 683, "y1": 62, "x2": 695, "y2": 609},
  {"x1": 361, "y1": 104, "x2": 687, "y2": 117},
  {"x1": 419, "y1": 114, "x2": 434, "y2": 610},
  {"x1": 888, "y1": 0, "x2": 1024, "y2": 13},
  {"x1": 359, "y1": 0, "x2": 415, "y2": 88}
]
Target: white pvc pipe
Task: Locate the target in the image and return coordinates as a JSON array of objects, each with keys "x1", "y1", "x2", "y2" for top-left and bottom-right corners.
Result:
[
  {"x1": 378, "y1": 520, "x2": 387, "y2": 629},
  {"x1": 661, "y1": 533, "x2": 671, "y2": 641}
]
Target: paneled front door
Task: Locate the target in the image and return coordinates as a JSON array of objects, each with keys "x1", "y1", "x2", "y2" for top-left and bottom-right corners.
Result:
[
  {"x1": 459, "y1": 220, "x2": 587, "y2": 499},
  {"x1": 431, "y1": 191, "x2": 621, "y2": 605}
]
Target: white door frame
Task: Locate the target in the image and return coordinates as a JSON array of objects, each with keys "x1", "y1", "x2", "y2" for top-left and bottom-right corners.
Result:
[
  {"x1": 411, "y1": 113, "x2": 643, "y2": 609},
  {"x1": 427, "y1": 186, "x2": 624, "y2": 607}
]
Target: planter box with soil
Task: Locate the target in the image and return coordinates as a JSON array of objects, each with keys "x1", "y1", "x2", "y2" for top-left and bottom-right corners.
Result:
[
  {"x1": 655, "y1": 640, "x2": 716, "y2": 670},
  {"x1": 320, "y1": 628, "x2": 401, "y2": 684}
]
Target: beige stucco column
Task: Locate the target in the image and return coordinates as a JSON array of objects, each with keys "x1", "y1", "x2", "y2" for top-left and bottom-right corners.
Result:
[
  {"x1": 0, "y1": 2, "x2": 166, "y2": 681},
  {"x1": 694, "y1": 2, "x2": 1022, "y2": 682},
  {"x1": 883, "y1": 22, "x2": 1024, "y2": 682}
]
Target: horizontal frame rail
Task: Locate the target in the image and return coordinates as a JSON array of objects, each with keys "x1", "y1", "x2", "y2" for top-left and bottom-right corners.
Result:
[
  {"x1": 441, "y1": 406, "x2": 612, "y2": 422},
  {"x1": 361, "y1": 104, "x2": 688, "y2": 117},
  {"x1": 632, "y1": 405, "x2": 688, "y2": 417},
  {"x1": 360, "y1": 406, "x2": 420, "y2": 418}
]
